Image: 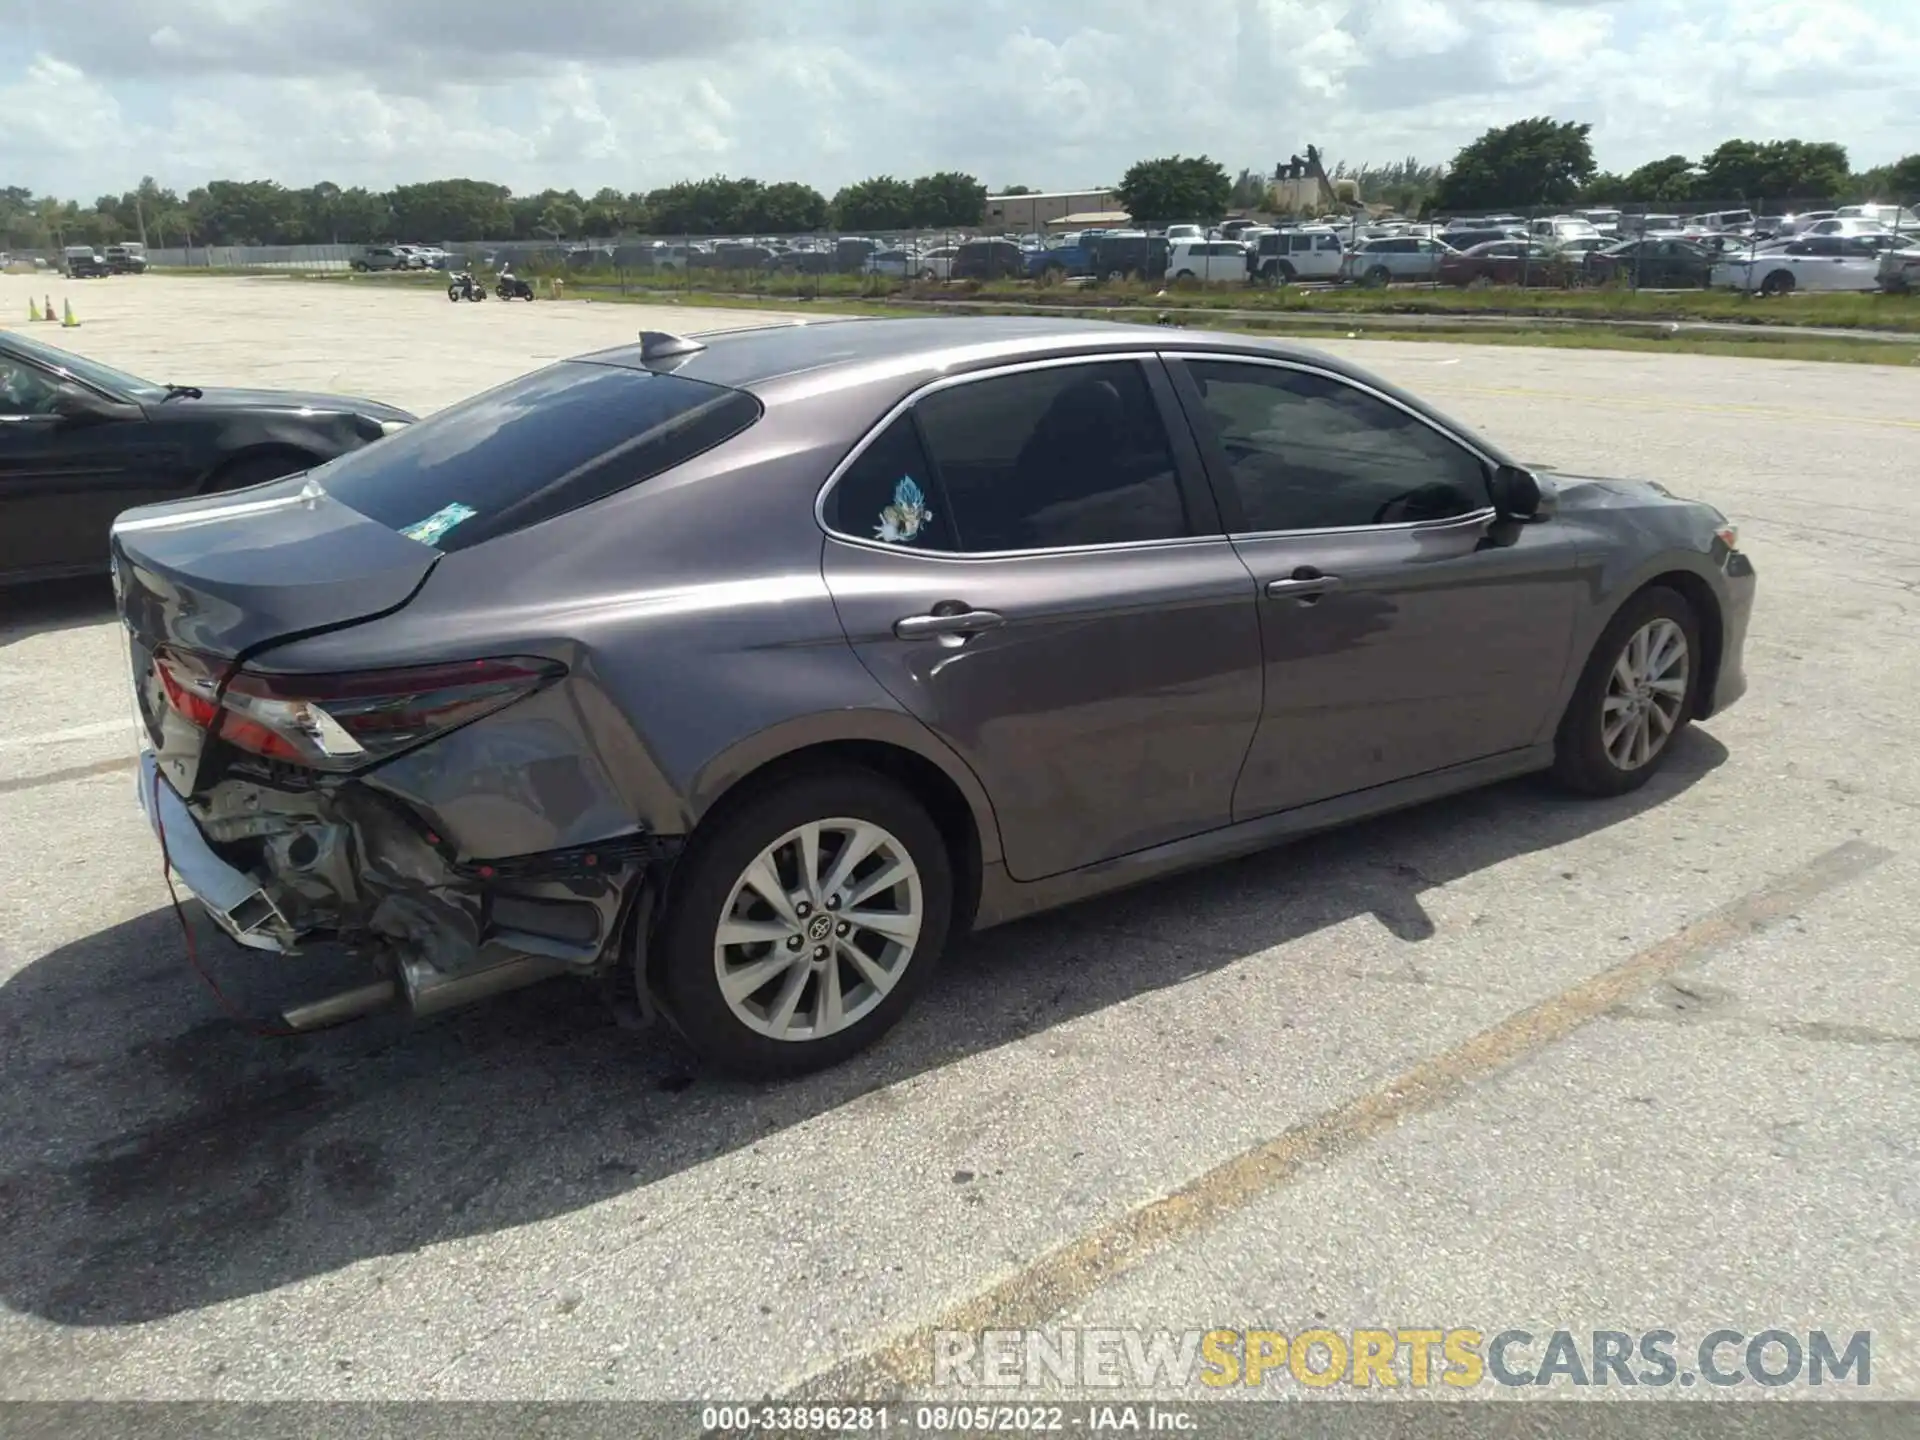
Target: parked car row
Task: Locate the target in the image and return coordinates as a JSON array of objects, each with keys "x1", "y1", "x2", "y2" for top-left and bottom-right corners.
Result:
[{"x1": 350, "y1": 245, "x2": 454, "y2": 272}]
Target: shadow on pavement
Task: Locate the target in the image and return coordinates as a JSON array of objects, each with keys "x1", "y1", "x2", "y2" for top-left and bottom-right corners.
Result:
[
  {"x1": 0, "y1": 578, "x2": 116, "y2": 646},
  {"x1": 0, "y1": 732, "x2": 1727, "y2": 1326}
]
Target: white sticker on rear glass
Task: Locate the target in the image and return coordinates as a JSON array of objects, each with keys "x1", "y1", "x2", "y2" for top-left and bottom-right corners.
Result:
[
  {"x1": 401, "y1": 502, "x2": 478, "y2": 547},
  {"x1": 874, "y1": 476, "x2": 933, "y2": 543}
]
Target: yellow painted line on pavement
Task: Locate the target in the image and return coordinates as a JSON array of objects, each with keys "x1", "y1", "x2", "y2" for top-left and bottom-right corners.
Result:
[{"x1": 788, "y1": 839, "x2": 1892, "y2": 1399}]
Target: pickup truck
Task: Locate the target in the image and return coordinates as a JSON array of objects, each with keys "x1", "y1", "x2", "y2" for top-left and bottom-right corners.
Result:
[{"x1": 1024, "y1": 241, "x2": 1092, "y2": 280}]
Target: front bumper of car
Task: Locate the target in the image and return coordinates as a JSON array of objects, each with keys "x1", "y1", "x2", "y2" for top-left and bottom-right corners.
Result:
[{"x1": 1706, "y1": 546, "x2": 1756, "y2": 719}]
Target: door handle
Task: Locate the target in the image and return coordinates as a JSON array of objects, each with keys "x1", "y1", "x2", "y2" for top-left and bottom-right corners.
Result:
[
  {"x1": 893, "y1": 607, "x2": 1005, "y2": 640},
  {"x1": 1265, "y1": 568, "x2": 1341, "y2": 600}
]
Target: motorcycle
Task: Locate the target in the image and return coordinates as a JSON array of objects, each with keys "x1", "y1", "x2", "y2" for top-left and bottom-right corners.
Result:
[
  {"x1": 495, "y1": 273, "x2": 535, "y2": 301},
  {"x1": 446, "y1": 271, "x2": 486, "y2": 302}
]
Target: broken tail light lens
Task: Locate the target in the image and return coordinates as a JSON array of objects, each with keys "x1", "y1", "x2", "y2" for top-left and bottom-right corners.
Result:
[{"x1": 155, "y1": 649, "x2": 564, "y2": 770}]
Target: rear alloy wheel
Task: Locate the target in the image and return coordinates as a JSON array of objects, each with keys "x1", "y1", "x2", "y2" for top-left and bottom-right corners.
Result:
[
  {"x1": 1760, "y1": 269, "x2": 1796, "y2": 296},
  {"x1": 1365, "y1": 265, "x2": 1392, "y2": 288},
  {"x1": 1552, "y1": 586, "x2": 1700, "y2": 796},
  {"x1": 655, "y1": 768, "x2": 952, "y2": 1077}
]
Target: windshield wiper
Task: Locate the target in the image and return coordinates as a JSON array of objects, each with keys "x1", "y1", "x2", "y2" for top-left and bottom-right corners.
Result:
[{"x1": 161, "y1": 384, "x2": 203, "y2": 401}]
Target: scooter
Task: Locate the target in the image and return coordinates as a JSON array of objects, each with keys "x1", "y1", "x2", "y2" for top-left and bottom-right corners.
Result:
[
  {"x1": 447, "y1": 271, "x2": 486, "y2": 302},
  {"x1": 495, "y1": 272, "x2": 535, "y2": 301}
]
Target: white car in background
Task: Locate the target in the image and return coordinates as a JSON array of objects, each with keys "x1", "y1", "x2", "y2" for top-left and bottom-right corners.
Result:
[
  {"x1": 1164, "y1": 224, "x2": 1206, "y2": 244},
  {"x1": 916, "y1": 245, "x2": 960, "y2": 280},
  {"x1": 1710, "y1": 235, "x2": 1884, "y2": 294},
  {"x1": 1168, "y1": 239, "x2": 1249, "y2": 283},
  {"x1": 1837, "y1": 203, "x2": 1920, "y2": 232},
  {"x1": 1529, "y1": 215, "x2": 1602, "y2": 244},
  {"x1": 1796, "y1": 217, "x2": 1894, "y2": 240},
  {"x1": 1877, "y1": 244, "x2": 1920, "y2": 291}
]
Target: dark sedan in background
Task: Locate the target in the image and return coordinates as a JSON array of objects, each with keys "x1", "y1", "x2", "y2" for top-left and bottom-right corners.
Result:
[
  {"x1": 1437, "y1": 240, "x2": 1581, "y2": 288},
  {"x1": 114, "y1": 317, "x2": 1753, "y2": 1078},
  {"x1": 0, "y1": 330, "x2": 414, "y2": 583},
  {"x1": 1585, "y1": 238, "x2": 1716, "y2": 288}
]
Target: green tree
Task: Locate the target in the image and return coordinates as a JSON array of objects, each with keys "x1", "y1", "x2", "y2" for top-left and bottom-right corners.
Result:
[
  {"x1": 744, "y1": 180, "x2": 827, "y2": 233},
  {"x1": 995, "y1": 184, "x2": 1034, "y2": 196},
  {"x1": 831, "y1": 175, "x2": 916, "y2": 230},
  {"x1": 1116, "y1": 155, "x2": 1232, "y2": 225},
  {"x1": 1616, "y1": 154, "x2": 1697, "y2": 204},
  {"x1": 908, "y1": 171, "x2": 986, "y2": 227},
  {"x1": 1694, "y1": 139, "x2": 1849, "y2": 203},
  {"x1": 1228, "y1": 167, "x2": 1269, "y2": 211},
  {"x1": 1847, "y1": 153, "x2": 1920, "y2": 203},
  {"x1": 389, "y1": 179, "x2": 514, "y2": 241},
  {"x1": 1433, "y1": 118, "x2": 1595, "y2": 210}
]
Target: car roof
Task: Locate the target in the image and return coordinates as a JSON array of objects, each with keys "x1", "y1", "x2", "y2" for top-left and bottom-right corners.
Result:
[{"x1": 571, "y1": 316, "x2": 1515, "y2": 463}]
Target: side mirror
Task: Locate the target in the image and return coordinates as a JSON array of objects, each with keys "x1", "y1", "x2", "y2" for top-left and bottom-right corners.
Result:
[
  {"x1": 1489, "y1": 463, "x2": 1552, "y2": 520},
  {"x1": 53, "y1": 384, "x2": 122, "y2": 425}
]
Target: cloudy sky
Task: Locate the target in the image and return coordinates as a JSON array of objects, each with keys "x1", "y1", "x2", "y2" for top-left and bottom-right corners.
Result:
[{"x1": 3, "y1": 0, "x2": 1915, "y2": 199}]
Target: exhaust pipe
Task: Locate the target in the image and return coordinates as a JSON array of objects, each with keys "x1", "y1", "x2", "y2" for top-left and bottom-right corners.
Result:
[
  {"x1": 399, "y1": 951, "x2": 572, "y2": 1017},
  {"x1": 278, "y1": 943, "x2": 576, "y2": 1031},
  {"x1": 281, "y1": 980, "x2": 398, "y2": 1031}
]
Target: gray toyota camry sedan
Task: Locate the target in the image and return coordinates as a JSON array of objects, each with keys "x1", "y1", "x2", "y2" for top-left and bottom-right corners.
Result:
[{"x1": 112, "y1": 316, "x2": 1754, "y2": 1076}]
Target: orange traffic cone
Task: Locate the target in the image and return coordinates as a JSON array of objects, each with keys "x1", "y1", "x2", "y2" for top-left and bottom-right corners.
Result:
[
  {"x1": 42, "y1": 296, "x2": 55, "y2": 322},
  {"x1": 61, "y1": 298, "x2": 79, "y2": 327}
]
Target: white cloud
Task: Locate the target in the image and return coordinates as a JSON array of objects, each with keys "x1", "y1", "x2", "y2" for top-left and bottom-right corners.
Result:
[{"x1": 0, "y1": 0, "x2": 1914, "y2": 198}]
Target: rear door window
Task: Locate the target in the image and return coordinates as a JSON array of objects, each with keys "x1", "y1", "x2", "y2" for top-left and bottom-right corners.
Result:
[
  {"x1": 317, "y1": 360, "x2": 761, "y2": 552},
  {"x1": 910, "y1": 361, "x2": 1189, "y2": 553}
]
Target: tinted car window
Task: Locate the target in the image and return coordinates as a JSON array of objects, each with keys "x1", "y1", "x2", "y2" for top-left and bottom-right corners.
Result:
[
  {"x1": 1183, "y1": 361, "x2": 1489, "y2": 531},
  {"x1": 318, "y1": 360, "x2": 761, "y2": 552},
  {"x1": 0, "y1": 356, "x2": 62, "y2": 416},
  {"x1": 823, "y1": 413, "x2": 959, "y2": 551},
  {"x1": 911, "y1": 362, "x2": 1189, "y2": 553}
]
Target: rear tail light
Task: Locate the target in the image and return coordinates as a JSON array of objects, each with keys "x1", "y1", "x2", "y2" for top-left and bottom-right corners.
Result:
[{"x1": 154, "y1": 649, "x2": 564, "y2": 770}]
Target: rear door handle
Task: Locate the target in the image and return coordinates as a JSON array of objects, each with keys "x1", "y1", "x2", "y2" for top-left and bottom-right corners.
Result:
[{"x1": 893, "y1": 607, "x2": 1005, "y2": 640}]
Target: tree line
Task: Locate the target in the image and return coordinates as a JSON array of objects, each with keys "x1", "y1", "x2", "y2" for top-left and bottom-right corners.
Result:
[
  {"x1": 5, "y1": 122, "x2": 1916, "y2": 251},
  {"x1": 0, "y1": 171, "x2": 991, "y2": 250},
  {"x1": 1113, "y1": 126, "x2": 1920, "y2": 227}
]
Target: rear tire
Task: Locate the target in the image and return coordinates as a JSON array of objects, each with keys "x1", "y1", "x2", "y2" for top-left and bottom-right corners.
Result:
[
  {"x1": 653, "y1": 766, "x2": 954, "y2": 1078},
  {"x1": 1551, "y1": 586, "x2": 1702, "y2": 797},
  {"x1": 1365, "y1": 265, "x2": 1391, "y2": 288},
  {"x1": 1760, "y1": 269, "x2": 1795, "y2": 296}
]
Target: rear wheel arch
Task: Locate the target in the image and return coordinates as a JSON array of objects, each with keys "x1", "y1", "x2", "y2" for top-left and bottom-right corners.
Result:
[{"x1": 684, "y1": 731, "x2": 997, "y2": 931}]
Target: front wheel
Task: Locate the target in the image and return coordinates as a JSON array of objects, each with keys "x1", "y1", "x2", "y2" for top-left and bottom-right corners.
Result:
[
  {"x1": 1551, "y1": 586, "x2": 1701, "y2": 796},
  {"x1": 653, "y1": 767, "x2": 954, "y2": 1078},
  {"x1": 447, "y1": 285, "x2": 461, "y2": 302}
]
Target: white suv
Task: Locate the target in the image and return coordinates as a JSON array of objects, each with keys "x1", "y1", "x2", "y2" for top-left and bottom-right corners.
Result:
[
  {"x1": 1249, "y1": 228, "x2": 1346, "y2": 283},
  {"x1": 1168, "y1": 240, "x2": 1249, "y2": 283}
]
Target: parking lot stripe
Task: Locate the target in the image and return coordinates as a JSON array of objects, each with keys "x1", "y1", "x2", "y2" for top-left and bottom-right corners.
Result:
[{"x1": 787, "y1": 839, "x2": 1891, "y2": 1399}]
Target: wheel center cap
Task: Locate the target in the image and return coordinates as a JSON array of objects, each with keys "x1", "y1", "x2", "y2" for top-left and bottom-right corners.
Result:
[{"x1": 806, "y1": 914, "x2": 834, "y2": 943}]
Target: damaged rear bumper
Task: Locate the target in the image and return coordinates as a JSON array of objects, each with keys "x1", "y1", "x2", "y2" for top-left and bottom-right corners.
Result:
[
  {"x1": 139, "y1": 750, "x2": 295, "y2": 951},
  {"x1": 136, "y1": 749, "x2": 679, "y2": 1026}
]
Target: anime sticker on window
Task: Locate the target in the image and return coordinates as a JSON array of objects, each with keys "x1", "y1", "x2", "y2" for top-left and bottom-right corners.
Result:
[{"x1": 875, "y1": 476, "x2": 934, "y2": 543}]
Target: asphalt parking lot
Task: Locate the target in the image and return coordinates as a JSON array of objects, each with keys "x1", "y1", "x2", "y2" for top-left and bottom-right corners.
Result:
[{"x1": 2, "y1": 273, "x2": 1918, "y2": 1405}]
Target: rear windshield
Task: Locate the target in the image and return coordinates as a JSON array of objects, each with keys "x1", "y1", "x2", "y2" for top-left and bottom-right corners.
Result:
[{"x1": 316, "y1": 360, "x2": 761, "y2": 552}]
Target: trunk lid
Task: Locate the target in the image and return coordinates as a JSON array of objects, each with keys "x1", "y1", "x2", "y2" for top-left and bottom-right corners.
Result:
[{"x1": 112, "y1": 476, "x2": 439, "y2": 793}]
